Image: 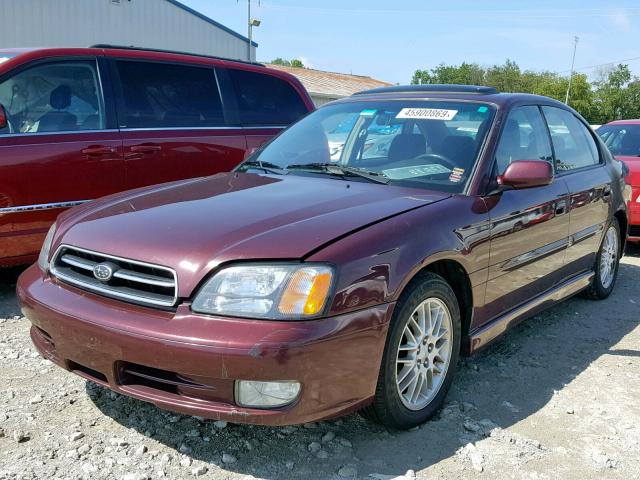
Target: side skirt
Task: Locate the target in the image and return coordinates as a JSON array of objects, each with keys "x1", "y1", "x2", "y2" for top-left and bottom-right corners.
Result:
[{"x1": 468, "y1": 271, "x2": 594, "y2": 354}]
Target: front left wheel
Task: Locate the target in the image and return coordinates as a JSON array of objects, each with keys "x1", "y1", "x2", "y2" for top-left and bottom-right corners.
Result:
[{"x1": 361, "y1": 273, "x2": 461, "y2": 429}]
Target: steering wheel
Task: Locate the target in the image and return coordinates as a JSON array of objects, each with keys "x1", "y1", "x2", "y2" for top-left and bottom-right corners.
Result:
[{"x1": 414, "y1": 153, "x2": 457, "y2": 171}]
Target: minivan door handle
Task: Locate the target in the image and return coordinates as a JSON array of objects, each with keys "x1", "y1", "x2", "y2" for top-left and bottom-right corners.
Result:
[
  {"x1": 81, "y1": 145, "x2": 116, "y2": 156},
  {"x1": 129, "y1": 144, "x2": 162, "y2": 154}
]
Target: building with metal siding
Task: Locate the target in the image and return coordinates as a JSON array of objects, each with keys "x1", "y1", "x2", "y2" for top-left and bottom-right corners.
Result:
[{"x1": 0, "y1": 0, "x2": 257, "y2": 62}]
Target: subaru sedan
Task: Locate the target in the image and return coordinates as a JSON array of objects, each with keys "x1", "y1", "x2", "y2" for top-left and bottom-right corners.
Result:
[{"x1": 18, "y1": 85, "x2": 628, "y2": 429}]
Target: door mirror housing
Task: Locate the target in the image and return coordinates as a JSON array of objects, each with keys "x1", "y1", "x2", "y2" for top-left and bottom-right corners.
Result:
[
  {"x1": 497, "y1": 160, "x2": 553, "y2": 189},
  {"x1": 0, "y1": 104, "x2": 7, "y2": 130}
]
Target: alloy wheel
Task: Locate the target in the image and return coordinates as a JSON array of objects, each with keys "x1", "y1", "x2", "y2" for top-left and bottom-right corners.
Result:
[
  {"x1": 599, "y1": 225, "x2": 619, "y2": 289},
  {"x1": 395, "y1": 297, "x2": 453, "y2": 411}
]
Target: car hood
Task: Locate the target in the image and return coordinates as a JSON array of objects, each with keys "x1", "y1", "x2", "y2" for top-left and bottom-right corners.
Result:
[
  {"x1": 56, "y1": 173, "x2": 449, "y2": 296},
  {"x1": 616, "y1": 155, "x2": 640, "y2": 186}
]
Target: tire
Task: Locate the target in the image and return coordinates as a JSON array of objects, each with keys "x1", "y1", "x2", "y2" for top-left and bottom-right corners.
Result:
[
  {"x1": 361, "y1": 272, "x2": 461, "y2": 429},
  {"x1": 583, "y1": 218, "x2": 621, "y2": 300}
]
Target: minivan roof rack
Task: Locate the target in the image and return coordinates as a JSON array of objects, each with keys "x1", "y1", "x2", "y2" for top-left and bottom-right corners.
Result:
[
  {"x1": 90, "y1": 44, "x2": 263, "y2": 67},
  {"x1": 354, "y1": 84, "x2": 499, "y2": 96}
]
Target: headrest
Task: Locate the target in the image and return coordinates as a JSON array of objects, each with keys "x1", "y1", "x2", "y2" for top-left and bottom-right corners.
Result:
[{"x1": 50, "y1": 85, "x2": 72, "y2": 110}]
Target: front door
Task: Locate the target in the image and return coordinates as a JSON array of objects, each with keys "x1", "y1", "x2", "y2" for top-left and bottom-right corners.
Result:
[
  {"x1": 0, "y1": 59, "x2": 123, "y2": 262},
  {"x1": 482, "y1": 105, "x2": 571, "y2": 322}
]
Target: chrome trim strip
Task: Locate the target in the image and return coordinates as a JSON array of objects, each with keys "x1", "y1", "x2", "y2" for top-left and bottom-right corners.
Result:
[
  {"x1": 113, "y1": 269, "x2": 175, "y2": 288},
  {"x1": 501, "y1": 237, "x2": 570, "y2": 271},
  {"x1": 120, "y1": 125, "x2": 286, "y2": 132},
  {"x1": 469, "y1": 270, "x2": 594, "y2": 353},
  {"x1": 572, "y1": 223, "x2": 604, "y2": 245},
  {"x1": 50, "y1": 244, "x2": 179, "y2": 308},
  {"x1": 0, "y1": 129, "x2": 118, "y2": 138},
  {"x1": 0, "y1": 200, "x2": 91, "y2": 214},
  {"x1": 60, "y1": 254, "x2": 94, "y2": 271}
]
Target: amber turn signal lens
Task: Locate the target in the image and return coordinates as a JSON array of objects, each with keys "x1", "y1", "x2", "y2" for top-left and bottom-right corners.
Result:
[{"x1": 278, "y1": 268, "x2": 333, "y2": 316}]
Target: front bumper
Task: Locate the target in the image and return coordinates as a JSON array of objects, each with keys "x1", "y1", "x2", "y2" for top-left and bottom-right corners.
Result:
[{"x1": 17, "y1": 265, "x2": 394, "y2": 425}]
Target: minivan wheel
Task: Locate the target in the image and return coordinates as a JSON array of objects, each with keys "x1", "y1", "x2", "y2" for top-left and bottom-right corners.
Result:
[
  {"x1": 583, "y1": 218, "x2": 621, "y2": 300},
  {"x1": 361, "y1": 273, "x2": 461, "y2": 429}
]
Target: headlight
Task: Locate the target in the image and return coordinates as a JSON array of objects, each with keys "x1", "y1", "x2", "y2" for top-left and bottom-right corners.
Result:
[
  {"x1": 37, "y1": 224, "x2": 57, "y2": 272},
  {"x1": 191, "y1": 264, "x2": 334, "y2": 319}
]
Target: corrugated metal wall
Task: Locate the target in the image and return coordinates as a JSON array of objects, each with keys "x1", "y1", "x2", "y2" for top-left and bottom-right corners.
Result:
[{"x1": 0, "y1": 0, "x2": 256, "y2": 61}]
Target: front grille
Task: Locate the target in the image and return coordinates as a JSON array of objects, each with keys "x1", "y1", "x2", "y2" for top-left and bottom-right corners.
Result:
[{"x1": 50, "y1": 245, "x2": 177, "y2": 308}]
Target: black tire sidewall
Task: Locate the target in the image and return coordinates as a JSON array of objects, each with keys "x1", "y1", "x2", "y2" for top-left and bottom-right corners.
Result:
[{"x1": 378, "y1": 274, "x2": 461, "y2": 429}]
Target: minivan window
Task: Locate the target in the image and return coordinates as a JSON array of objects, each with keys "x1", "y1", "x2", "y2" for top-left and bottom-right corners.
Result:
[
  {"x1": 227, "y1": 69, "x2": 308, "y2": 126},
  {"x1": 0, "y1": 61, "x2": 105, "y2": 134},
  {"x1": 116, "y1": 61, "x2": 224, "y2": 129},
  {"x1": 542, "y1": 106, "x2": 600, "y2": 171},
  {"x1": 238, "y1": 101, "x2": 495, "y2": 193},
  {"x1": 495, "y1": 106, "x2": 553, "y2": 174}
]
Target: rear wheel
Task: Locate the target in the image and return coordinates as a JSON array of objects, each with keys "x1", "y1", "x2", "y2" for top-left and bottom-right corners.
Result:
[
  {"x1": 361, "y1": 273, "x2": 461, "y2": 429},
  {"x1": 583, "y1": 218, "x2": 620, "y2": 300}
]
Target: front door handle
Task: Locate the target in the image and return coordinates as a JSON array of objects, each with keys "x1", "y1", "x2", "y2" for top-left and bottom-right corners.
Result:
[
  {"x1": 82, "y1": 145, "x2": 116, "y2": 156},
  {"x1": 129, "y1": 144, "x2": 162, "y2": 154}
]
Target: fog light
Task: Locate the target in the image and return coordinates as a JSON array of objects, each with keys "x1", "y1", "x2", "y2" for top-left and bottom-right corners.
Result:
[{"x1": 236, "y1": 380, "x2": 301, "y2": 408}]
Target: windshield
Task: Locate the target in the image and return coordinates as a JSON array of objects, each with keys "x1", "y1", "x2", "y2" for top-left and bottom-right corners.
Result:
[
  {"x1": 236, "y1": 100, "x2": 495, "y2": 193},
  {"x1": 597, "y1": 124, "x2": 640, "y2": 157}
]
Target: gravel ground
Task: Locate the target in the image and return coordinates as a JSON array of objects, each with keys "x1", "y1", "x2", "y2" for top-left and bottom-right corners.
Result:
[{"x1": 1, "y1": 247, "x2": 639, "y2": 480}]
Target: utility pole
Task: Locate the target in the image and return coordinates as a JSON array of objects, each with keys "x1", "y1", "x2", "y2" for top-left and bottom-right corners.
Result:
[
  {"x1": 565, "y1": 36, "x2": 579, "y2": 105},
  {"x1": 245, "y1": 0, "x2": 261, "y2": 62},
  {"x1": 247, "y1": 0, "x2": 252, "y2": 62}
]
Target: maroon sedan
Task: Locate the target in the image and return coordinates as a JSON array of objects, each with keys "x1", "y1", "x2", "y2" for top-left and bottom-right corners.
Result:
[{"x1": 18, "y1": 85, "x2": 628, "y2": 429}]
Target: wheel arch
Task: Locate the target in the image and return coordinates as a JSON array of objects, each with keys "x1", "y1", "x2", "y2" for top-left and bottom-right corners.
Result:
[
  {"x1": 614, "y1": 209, "x2": 628, "y2": 253},
  {"x1": 398, "y1": 258, "x2": 474, "y2": 354}
]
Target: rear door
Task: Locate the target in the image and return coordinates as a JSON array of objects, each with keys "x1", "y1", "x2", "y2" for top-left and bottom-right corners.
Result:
[
  {"x1": 483, "y1": 105, "x2": 571, "y2": 321},
  {"x1": 221, "y1": 67, "x2": 310, "y2": 156},
  {"x1": 542, "y1": 106, "x2": 612, "y2": 275},
  {"x1": 111, "y1": 59, "x2": 247, "y2": 189},
  {"x1": 0, "y1": 57, "x2": 122, "y2": 262}
]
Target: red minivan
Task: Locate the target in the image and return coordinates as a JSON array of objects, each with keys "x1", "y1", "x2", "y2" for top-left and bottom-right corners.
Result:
[{"x1": 0, "y1": 46, "x2": 314, "y2": 267}]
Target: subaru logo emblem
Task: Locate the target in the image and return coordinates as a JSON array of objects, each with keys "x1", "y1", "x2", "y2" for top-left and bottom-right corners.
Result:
[{"x1": 93, "y1": 263, "x2": 115, "y2": 282}]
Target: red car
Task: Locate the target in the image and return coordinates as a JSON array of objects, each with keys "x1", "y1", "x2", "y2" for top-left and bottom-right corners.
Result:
[
  {"x1": 0, "y1": 46, "x2": 314, "y2": 267},
  {"x1": 18, "y1": 85, "x2": 627, "y2": 429},
  {"x1": 597, "y1": 120, "x2": 640, "y2": 242}
]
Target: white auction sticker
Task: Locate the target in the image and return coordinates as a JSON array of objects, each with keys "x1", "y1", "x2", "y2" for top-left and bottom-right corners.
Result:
[{"x1": 396, "y1": 108, "x2": 458, "y2": 120}]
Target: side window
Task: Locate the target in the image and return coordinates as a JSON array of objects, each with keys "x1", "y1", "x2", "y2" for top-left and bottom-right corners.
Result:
[
  {"x1": 542, "y1": 106, "x2": 600, "y2": 172},
  {"x1": 0, "y1": 61, "x2": 105, "y2": 134},
  {"x1": 227, "y1": 69, "x2": 308, "y2": 126},
  {"x1": 495, "y1": 106, "x2": 553, "y2": 174},
  {"x1": 116, "y1": 61, "x2": 224, "y2": 129}
]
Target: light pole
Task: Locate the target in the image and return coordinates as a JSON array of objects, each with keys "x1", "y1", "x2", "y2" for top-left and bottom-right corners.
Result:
[
  {"x1": 565, "y1": 36, "x2": 579, "y2": 105},
  {"x1": 246, "y1": 0, "x2": 260, "y2": 62}
]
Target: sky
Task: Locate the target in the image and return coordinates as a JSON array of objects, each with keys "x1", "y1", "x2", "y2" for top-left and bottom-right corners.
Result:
[{"x1": 182, "y1": 0, "x2": 640, "y2": 84}]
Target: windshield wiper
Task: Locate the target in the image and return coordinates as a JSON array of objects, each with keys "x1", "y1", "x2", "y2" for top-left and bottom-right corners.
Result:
[
  {"x1": 286, "y1": 163, "x2": 390, "y2": 184},
  {"x1": 239, "y1": 160, "x2": 288, "y2": 175}
]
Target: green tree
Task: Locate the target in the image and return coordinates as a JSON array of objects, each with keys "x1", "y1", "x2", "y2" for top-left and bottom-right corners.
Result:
[{"x1": 270, "y1": 58, "x2": 305, "y2": 68}]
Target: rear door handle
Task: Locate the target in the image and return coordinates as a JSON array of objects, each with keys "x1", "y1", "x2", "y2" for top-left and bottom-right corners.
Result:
[
  {"x1": 129, "y1": 145, "x2": 162, "y2": 154},
  {"x1": 82, "y1": 145, "x2": 116, "y2": 156}
]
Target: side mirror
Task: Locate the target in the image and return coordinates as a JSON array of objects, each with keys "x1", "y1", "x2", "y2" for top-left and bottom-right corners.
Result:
[
  {"x1": 0, "y1": 104, "x2": 7, "y2": 130},
  {"x1": 497, "y1": 160, "x2": 553, "y2": 189}
]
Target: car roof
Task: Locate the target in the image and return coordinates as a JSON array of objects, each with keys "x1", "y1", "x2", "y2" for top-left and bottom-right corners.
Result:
[
  {"x1": 604, "y1": 119, "x2": 640, "y2": 126},
  {"x1": 335, "y1": 84, "x2": 569, "y2": 110}
]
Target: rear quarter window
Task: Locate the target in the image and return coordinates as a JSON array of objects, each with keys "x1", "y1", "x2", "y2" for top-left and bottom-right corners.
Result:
[{"x1": 227, "y1": 69, "x2": 308, "y2": 126}]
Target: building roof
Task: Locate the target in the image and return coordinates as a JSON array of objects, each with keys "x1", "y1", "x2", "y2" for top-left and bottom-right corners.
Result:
[
  {"x1": 266, "y1": 64, "x2": 392, "y2": 99},
  {"x1": 165, "y1": 0, "x2": 257, "y2": 47}
]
